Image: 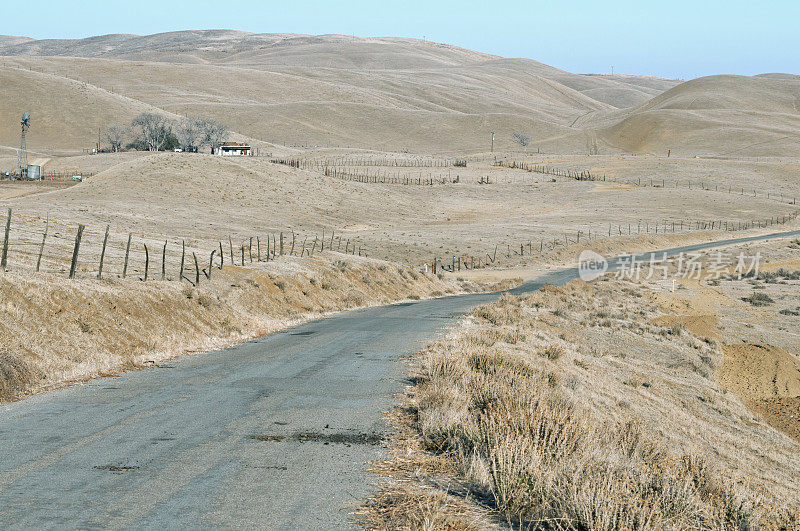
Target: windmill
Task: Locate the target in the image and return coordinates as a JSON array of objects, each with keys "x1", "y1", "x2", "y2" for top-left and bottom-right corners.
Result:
[{"x1": 18, "y1": 112, "x2": 30, "y2": 178}]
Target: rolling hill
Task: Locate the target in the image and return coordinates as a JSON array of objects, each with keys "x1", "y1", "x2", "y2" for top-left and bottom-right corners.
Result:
[
  {"x1": 589, "y1": 75, "x2": 800, "y2": 156},
  {"x1": 0, "y1": 31, "x2": 797, "y2": 156}
]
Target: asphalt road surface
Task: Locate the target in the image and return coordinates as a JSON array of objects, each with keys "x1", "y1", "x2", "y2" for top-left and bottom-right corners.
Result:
[{"x1": 1, "y1": 229, "x2": 798, "y2": 529}]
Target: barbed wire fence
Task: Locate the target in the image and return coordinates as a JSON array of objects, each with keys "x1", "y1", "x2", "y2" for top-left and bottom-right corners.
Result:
[
  {"x1": 0, "y1": 209, "x2": 372, "y2": 284},
  {"x1": 2, "y1": 206, "x2": 798, "y2": 282}
]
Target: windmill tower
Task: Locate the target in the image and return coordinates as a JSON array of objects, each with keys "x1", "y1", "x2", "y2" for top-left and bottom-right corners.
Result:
[{"x1": 18, "y1": 112, "x2": 30, "y2": 178}]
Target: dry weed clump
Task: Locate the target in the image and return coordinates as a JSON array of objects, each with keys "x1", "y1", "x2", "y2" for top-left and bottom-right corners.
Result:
[
  {"x1": 358, "y1": 483, "x2": 495, "y2": 530},
  {"x1": 364, "y1": 281, "x2": 800, "y2": 529},
  {"x1": 743, "y1": 291, "x2": 775, "y2": 306},
  {"x1": 0, "y1": 350, "x2": 41, "y2": 402}
]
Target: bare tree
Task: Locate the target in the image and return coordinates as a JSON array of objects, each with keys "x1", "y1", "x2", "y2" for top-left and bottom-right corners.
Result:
[
  {"x1": 175, "y1": 117, "x2": 203, "y2": 152},
  {"x1": 589, "y1": 138, "x2": 599, "y2": 156},
  {"x1": 512, "y1": 132, "x2": 531, "y2": 147},
  {"x1": 196, "y1": 118, "x2": 229, "y2": 154},
  {"x1": 132, "y1": 113, "x2": 173, "y2": 151},
  {"x1": 104, "y1": 124, "x2": 128, "y2": 152}
]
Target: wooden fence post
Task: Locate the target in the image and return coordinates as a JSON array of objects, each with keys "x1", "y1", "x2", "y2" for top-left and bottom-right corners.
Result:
[
  {"x1": 280, "y1": 232, "x2": 284, "y2": 256},
  {"x1": 290, "y1": 233, "x2": 295, "y2": 256},
  {"x1": 161, "y1": 240, "x2": 167, "y2": 280},
  {"x1": 219, "y1": 241, "x2": 224, "y2": 268},
  {"x1": 241, "y1": 245, "x2": 245, "y2": 265},
  {"x1": 97, "y1": 224, "x2": 110, "y2": 279},
  {"x1": 36, "y1": 217, "x2": 49, "y2": 273},
  {"x1": 249, "y1": 237, "x2": 253, "y2": 263},
  {"x1": 207, "y1": 250, "x2": 216, "y2": 279},
  {"x1": 143, "y1": 244, "x2": 149, "y2": 281},
  {"x1": 229, "y1": 236, "x2": 234, "y2": 265},
  {"x1": 69, "y1": 224, "x2": 85, "y2": 279},
  {"x1": 1, "y1": 208, "x2": 11, "y2": 271},
  {"x1": 193, "y1": 252, "x2": 200, "y2": 285},
  {"x1": 123, "y1": 233, "x2": 132, "y2": 278},
  {"x1": 179, "y1": 240, "x2": 185, "y2": 280}
]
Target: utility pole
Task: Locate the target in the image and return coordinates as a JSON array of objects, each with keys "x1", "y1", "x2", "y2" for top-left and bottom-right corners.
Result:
[{"x1": 491, "y1": 132, "x2": 495, "y2": 153}]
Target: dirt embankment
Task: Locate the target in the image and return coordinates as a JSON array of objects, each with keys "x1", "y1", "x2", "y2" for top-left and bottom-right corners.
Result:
[
  {"x1": 719, "y1": 344, "x2": 800, "y2": 441},
  {"x1": 650, "y1": 250, "x2": 800, "y2": 443},
  {"x1": 0, "y1": 254, "x2": 510, "y2": 402}
]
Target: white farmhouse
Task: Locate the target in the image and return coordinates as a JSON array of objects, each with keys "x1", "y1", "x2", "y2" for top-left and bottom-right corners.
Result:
[{"x1": 218, "y1": 142, "x2": 251, "y2": 156}]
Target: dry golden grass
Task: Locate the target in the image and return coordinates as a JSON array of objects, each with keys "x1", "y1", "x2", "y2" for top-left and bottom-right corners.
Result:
[
  {"x1": 3, "y1": 151, "x2": 796, "y2": 277},
  {"x1": 363, "y1": 280, "x2": 800, "y2": 529},
  {"x1": 0, "y1": 253, "x2": 491, "y2": 402},
  {"x1": 3, "y1": 34, "x2": 799, "y2": 158}
]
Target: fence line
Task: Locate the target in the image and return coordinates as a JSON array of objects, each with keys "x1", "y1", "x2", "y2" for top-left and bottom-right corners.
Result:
[
  {"x1": 1, "y1": 171, "x2": 96, "y2": 183},
  {"x1": 322, "y1": 166, "x2": 461, "y2": 185},
  {"x1": 429, "y1": 211, "x2": 800, "y2": 273},
  {"x1": 271, "y1": 157, "x2": 468, "y2": 171},
  {"x1": 494, "y1": 161, "x2": 798, "y2": 206},
  {"x1": 0, "y1": 211, "x2": 370, "y2": 283},
  {"x1": 1, "y1": 207, "x2": 797, "y2": 281}
]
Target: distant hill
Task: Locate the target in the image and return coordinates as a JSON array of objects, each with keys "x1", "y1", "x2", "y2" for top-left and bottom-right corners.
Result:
[
  {"x1": 0, "y1": 31, "x2": 797, "y2": 156},
  {"x1": 590, "y1": 75, "x2": 800, "y2": 156},
  {"x1": 0, "y1": 35, "x2": 34, "y2": 46}
]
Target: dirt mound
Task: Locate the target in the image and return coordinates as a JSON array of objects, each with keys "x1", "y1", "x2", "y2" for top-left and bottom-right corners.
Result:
[
  {"x1": 720, "y1": 343, "x2": 800, "y2": 400},
  {"x1": 720, "y1": 343, "x2": 800, "y2": 442},
  {"x1": 652, "y1": 314, "x2": 719, "y2": 340}
]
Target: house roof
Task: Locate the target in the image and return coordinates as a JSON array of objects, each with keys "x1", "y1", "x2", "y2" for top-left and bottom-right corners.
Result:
[{"x1": 28, "y1": 157, "x2": 50, "y2": 167}]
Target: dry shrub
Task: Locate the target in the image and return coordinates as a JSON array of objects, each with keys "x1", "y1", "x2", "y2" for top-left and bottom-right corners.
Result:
[
  {"x1": 342, "y1": 289, "x2": 367, "y2": 306},
  {"x1": 358, "y1": 484, "x2": 492, "y2": 530},
  {"x1": 0, "y1": 350, "x2": 40, "y2": 401},
  {"x1": 472, "y1": 295, "x2": 523, "y2": 327},
  {"x1": 743, "y1": 291, "x2": 774, "y2": 306},
  {"x1": 398, "y1": 294, "x2": 800, "y2": 529},
  {"x1": 540, "y1": 344, "x2": 565, "y2": 360}
]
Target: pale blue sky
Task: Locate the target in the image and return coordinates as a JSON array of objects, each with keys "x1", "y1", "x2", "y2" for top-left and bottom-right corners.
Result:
[{"x1": 1, "y1": 0, "x2": 797, "y2": 79}]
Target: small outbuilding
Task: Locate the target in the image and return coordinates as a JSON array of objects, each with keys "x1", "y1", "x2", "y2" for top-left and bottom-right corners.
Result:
[
  {"x1": 26, "y1": 157, "x2": 50, "y2": 180},
  {"x1": 218, "y1": 142, "x2": 251, "y2": 156}
]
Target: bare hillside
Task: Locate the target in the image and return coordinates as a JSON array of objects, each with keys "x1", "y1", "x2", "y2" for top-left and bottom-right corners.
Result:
[
  {"x1": 1, "y1": 31, "x2": 799, "y2": 156},
  {"x1": 0, "y1": 62, "x2": 173, "y2": 152},
  {"x1": 593, "y1": 75, "x2": 800, "y2": 157}
]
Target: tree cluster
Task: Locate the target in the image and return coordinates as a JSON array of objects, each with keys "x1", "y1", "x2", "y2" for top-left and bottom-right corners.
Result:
[
  {"x1": 104, "y1": 114, "x2": 230, "y2": 153},
  {"x1": 512, "y1": 132, "x2": 531, "y2": 147}
]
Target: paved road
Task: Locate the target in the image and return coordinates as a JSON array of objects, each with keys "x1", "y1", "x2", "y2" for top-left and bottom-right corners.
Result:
[{"x1": 1, "y1": 229, "x2": 798, "y2": 529}]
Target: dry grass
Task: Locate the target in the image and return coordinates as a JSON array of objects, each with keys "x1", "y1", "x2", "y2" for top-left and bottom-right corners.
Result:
[
  {"x1": 3, "y1": 36, "x2": 800, "y2": 158},
  {"x1": 363, "y1": 282, "x2": 800, "y2": 529},
  {"x1": 4, "y1": 151, "x2": 795, "y2": 275},
  {"x1": 0, "y1": 253, "x2": 490, "y2": 402}
]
